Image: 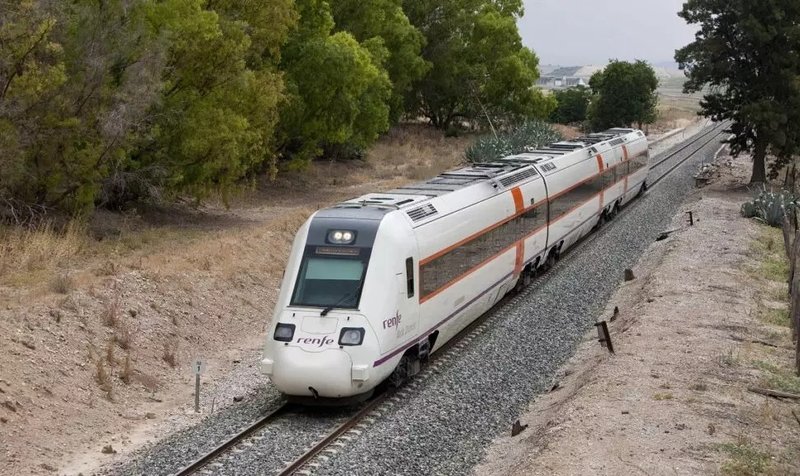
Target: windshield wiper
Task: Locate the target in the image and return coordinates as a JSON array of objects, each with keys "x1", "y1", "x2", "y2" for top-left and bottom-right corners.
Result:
[{"x1": 320, "y1": 283, "x2": 363, "y2": 316}]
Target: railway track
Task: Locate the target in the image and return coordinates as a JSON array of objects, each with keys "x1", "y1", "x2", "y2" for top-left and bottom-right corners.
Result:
[{"x1": 174, "y1": 122, "x2": 730, "y2": 476}]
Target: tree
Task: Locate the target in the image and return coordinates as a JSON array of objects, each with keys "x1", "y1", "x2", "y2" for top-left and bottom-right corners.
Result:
[
  {"x1": 0, "y1": 1, "x2": 67, "y2": 214},
  {"x1": 330, "y1": 0, "x2": 429, "y2": 122},
  {"x1": 675, "y1": 0, "x2": 800, "y2": 183},
  {"x1": 277, "y1": 0, "x2": 392, "y2": 169},
  {"x1": 403, "y1": 0, "x2": 554, "y2": 130},
  {"x1": 0, "y1": 0, "x2": 160, "y2": 213},
  {"x1": 134, "y1": 0, "x2": 295, "y2": 201},
  {"x1": 0, "y1": 0, "x2": 297, "y2": 214},
  {"x1": 588, "y1": 60, "x2": 658, "y2": 131},
  {"x1": 550, "y1": 86, "x2": 592, "y2": 124}
]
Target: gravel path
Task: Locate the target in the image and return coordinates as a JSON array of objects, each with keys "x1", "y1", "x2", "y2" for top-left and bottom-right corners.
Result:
[{"x1": 105, "y1": 128, "x2": 724, "y2": 476}]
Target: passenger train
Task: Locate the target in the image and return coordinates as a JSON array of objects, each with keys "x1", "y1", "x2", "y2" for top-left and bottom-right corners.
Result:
[{"x1": 261, "y1": 128, "x2": 650, "y2": 402}]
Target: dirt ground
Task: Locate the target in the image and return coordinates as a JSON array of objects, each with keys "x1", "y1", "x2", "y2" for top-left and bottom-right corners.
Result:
[
  {"x1": 0, "y1": 122, "x2": 694, "y2": 476},
  {"x1": 477, "y1": 151, "x2": 800, "y2": 475}
]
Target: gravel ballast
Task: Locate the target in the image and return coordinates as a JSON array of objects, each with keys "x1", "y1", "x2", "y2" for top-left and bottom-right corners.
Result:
[{"x1": 107, "y1": 129, "x2": 725, "y2": 476}]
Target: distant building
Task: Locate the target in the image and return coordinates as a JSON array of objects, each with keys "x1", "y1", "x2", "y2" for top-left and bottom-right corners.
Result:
[{"x1": 537, "y1": 66, "x2": 589, "y2": 90}]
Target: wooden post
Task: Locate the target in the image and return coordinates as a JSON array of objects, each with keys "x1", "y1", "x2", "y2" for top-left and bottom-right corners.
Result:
[
  {"x1": 792, "y1": 211, "x2": 800, "y2": 375},
  {"x1": 793, "y1": 210, "x2": 800, "y2": 340},
  {"x1": 784, "y1": 212, "x2": 797, "y2": 295}
]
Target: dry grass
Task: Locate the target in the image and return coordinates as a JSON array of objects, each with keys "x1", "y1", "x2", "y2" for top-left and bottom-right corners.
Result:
[
  {"x1": 366, "y1": 124, "x2": 471, "y2": 182},
  {"x1": 102, "y1": 296, "x2": 120, "y2": 327},
  {"x1": 95, "y1": 359, "x2": 113, "y2": 401},
  {"x1": 105, "y1": 340, "x2": 115, "y2": 365},
  {"x1": 0, "y1": 221, "x2": 85, "y2": 286},
  {"x1": 652, "y1": 91, "x2": 702, "y2": 133},
  {"x1": 49, "y1": 272, "x2": 75, "y2": 294},
  {"x1": 120, "y1": 354, "x2": 132, "y2": 385},
  {"x1": 114, "y1": 321, "x2": 132, "y2": 350},
  {"x1": 552, "y1": 124, "x2": 582, "y2": 140}
]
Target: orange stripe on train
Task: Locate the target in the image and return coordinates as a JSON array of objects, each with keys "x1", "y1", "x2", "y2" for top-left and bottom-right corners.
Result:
[{"x1": 511, "y1": 187, "x2": 524, "y2": 213}]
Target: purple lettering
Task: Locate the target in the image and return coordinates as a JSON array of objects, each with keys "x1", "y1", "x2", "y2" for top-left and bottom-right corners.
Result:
[
  {"x1": 383, "y1": 311, "x2": 402, "y2": 329},
  {"x1": 295, "y1": 335, "x2": 335, "y2": 347}
]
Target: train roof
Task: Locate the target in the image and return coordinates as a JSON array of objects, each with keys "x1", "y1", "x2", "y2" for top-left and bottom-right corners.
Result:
[{"x1": 330, "y1": 128, "x2": 645, "y2": 225}]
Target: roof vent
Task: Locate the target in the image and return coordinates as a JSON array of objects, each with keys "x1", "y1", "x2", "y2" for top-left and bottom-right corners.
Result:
[
  {"x1": 540, "y1": 162, "x2": 557, "y2": 172},
  {"x1": 498, "y1": 168, "x2": 537, "y2": 188},
  {"x1": 609, "y1": 138, "x2": 624, "y2": 146},
  {"x1": 406, "y1": 203, "x2": 438, "y2": 222}
]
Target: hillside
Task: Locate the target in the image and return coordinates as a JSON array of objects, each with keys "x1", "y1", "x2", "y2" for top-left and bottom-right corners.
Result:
[{"x1": 0, "y1": 126, "x2": 472, "y2": 475}]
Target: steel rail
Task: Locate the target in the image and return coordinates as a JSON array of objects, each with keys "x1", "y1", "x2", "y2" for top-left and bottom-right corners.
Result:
[
  {"x1": 275, "y1": 392, "x2": 394, "y2": 476},
  {"x1": 649, "y1": 121, "x2": 728, "y2": 172},
  {"x1": 174, "y1": 402, "x2": 291, "y2": 476},
  {"x1": 176, "y1": 122, "x2": 729, "y2": 476},
  {"x1": 648, "y1": 123, "x2": 729, "y2": 188}
]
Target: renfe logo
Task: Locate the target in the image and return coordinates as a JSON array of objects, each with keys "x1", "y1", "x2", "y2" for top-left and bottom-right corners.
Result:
[
  {"x1": 383, "y1": 311, "x2": 402, "y2": 329},
  {"x1": 296, "y1": 336, "x2": 334, "y2": 348}
]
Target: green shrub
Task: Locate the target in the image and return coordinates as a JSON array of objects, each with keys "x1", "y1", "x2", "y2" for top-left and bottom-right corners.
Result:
[{"x1": 465, "y1": 120, "x2": 562, "y2": 163}]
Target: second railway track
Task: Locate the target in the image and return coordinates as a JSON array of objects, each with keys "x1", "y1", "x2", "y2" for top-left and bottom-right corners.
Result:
[{"x1": 173, "y1": 122, "x2": 730, "y2": 476}]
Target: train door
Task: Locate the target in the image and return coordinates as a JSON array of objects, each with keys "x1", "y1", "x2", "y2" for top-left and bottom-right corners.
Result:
[{"x1": 393, "y1": 256, "x2": 419, "y2": 339}]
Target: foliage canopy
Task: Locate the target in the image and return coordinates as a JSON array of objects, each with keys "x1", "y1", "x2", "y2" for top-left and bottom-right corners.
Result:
[
  {"x1": 587, "y1": 60, "x2": 659, "y2": 131},
  {"x1": 0, "y1": 0, "x2": 547, "y2": 218},
  {"x1": 403, "y1": 0, "x2": 554, "y2": 130},
  {"x1": 550, "y1": 86, "x2": 592, "y2": 124},
  {"x1": 675, "y1": 0, "x2": 800, "y2": 183},
  {"x1": 330, "y1": 0, "x2": 429, "y2": 122}
]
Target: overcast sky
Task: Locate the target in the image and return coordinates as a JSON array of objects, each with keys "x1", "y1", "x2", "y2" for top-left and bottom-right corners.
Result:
[{"x1": 519, "y1": 0, "x2": 698, "y2": 66}]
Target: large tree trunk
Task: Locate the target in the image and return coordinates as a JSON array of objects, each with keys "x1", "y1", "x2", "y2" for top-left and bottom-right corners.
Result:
[{"x1": 751, "y1": 137, "x2": 768, "y2": 183}]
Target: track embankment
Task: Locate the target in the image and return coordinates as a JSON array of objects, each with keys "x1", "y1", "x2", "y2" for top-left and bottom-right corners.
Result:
[{"x1": 477, "y1": 152, "x2": 800, "y2": 475}]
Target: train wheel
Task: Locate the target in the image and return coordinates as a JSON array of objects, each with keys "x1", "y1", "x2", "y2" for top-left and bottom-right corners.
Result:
[
  {"x1": 544, "y1": 250, "x2": 557, "y2": 270},
  {"x1": 514, "y1": 266, "x2": 533, "y2": 293},
  {"x1": 595, "y1": 212, "x2": 607, "y2": 230},
  {"x1": 608, "y1": 203, "x2": 620, "y2": 220},
  {"x1": 637, "y1": 181, "x2": 647, "y2": 197},
  {"x1": 389, "y1": 354, "x2": 419, "y2": 388},
  {"x1": 514, "y1": 275, "x2": 525, "y2": 293}
]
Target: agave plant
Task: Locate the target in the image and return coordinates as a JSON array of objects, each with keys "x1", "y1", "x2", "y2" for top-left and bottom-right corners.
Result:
[
  {"x1": 465, "y1": 120, "x2": 562, "y2": 163},
  {"x1": 740, "y1": 187, "x2": 799, "y2": 227}
]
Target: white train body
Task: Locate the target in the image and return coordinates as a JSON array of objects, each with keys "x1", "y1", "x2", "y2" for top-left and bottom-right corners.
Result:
[{"x1": 261, "y1": 129, "x2": 649, "y2": 401}]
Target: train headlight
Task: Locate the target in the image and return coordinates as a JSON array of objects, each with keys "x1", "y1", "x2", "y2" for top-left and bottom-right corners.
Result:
[
  {"x1": 273, "y1": 323, "x2": 296, "y2": 342},
  {"x1": 327, "y1": 230, "x2": 356, "y2": 245},
  {"x1": 338, "y1": 327, "x2": 365, "y2": 346}
]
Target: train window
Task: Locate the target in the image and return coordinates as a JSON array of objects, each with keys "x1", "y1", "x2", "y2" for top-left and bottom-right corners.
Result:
[
  {"x1": 627, "y1": 153, "x2": 648, "y2": 174},
  {"x1": 290, "y1": 248, "x2": 370, "y2": 309},
  {"x1": 602, "y1": 167, "x2": 615, "y2": 189},
  {"x1": 405, "y1": 257, "x2": 415, "y2": 298},
  {"x1": 420, "y1": 201, "x2": 548, "y2": 299}
]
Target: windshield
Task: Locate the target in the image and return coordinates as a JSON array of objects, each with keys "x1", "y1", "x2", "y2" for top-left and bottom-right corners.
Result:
[{"x1": 290, "y1": 249, "x2": 369, "y2": 308}]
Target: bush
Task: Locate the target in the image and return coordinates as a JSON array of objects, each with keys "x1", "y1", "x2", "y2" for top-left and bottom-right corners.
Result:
[
  {"x1": 550, "y1": 86, "x2": 592, "y2": 124},
  {"x1": 741, "y1": 188, "x2": 798, "y2": 227},
  {"x1": 465, "y1": 120, "x2": 562, "y2": 163}
]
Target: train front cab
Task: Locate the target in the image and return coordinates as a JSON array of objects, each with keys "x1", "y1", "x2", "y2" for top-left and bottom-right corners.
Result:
[{"x1": 261, "y1": 210, "x2": 420, "y2": 402}]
